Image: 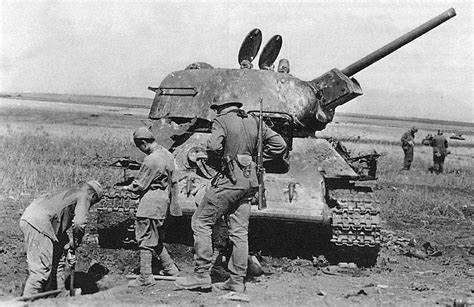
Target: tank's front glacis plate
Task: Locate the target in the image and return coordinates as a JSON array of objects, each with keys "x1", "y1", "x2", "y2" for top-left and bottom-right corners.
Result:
[{"x1": 172, "y1": 135, "x2": 358, "y2": 224}]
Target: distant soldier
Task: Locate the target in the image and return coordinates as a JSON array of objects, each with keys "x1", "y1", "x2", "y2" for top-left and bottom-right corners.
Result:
[
  {"x1": 120, "y1": 127, "x2": 182, "y2": 287},
  {"x1": 421, "y1": 134, "x2": 434, "y2": 146},
  {"x1": 430, "y1": 130, "x2": 449, "y2": 174},
  {"x1": 400, "y1": 127, "x2": 418, "y2": 170},
  {"x1": 19, "y1": 181, "x2": 103, "y2": 296}
]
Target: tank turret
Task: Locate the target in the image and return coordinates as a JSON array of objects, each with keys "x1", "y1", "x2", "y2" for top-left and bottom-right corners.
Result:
[{"x1": 149, "y1": 8, "x2": 456, "y2": 136}]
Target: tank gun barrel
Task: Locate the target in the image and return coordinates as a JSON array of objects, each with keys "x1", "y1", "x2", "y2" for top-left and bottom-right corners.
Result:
[
  {"x1": 148, "y1": 9, "x2": 457, "y2": 136},
  {"x1": 341, "y1": 8, "x2": 456, "y2": 77}
]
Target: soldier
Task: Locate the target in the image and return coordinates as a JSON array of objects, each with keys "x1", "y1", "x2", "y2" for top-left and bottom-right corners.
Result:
[
  {"x1": 277, "y1": 59, "x2": 290, "y2": 74},
  {"x1": 240, "y1": 59, "x2": 253, "y2": 69},
  {"x1": 400, "y1": 126, "x2": 418, "y2": 170},
  {"x1": 120, "y1": 127, "x2": 182, "y2": 287},
  {"x1": 19, "y1": 180, "x2": 103, "y2": 296},
  {"x1": 175, "y1": 92, "x2": 287, "y2": 293},
  {"x1": 430, "y1": 130, "x2": 449, "y2": 174}
]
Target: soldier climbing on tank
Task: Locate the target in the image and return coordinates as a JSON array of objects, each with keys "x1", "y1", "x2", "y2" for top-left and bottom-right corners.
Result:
[
  {"x1": 175, "y1": 92, "x2": 287, "y2": 293},
  {"x1": 430, "y1": 130, "x2": 449, "y2": 174},
  {"x1": 19, "y1": 181, "x2": 103, "y2": 297},
  {"x1": 400, "y1": 126, "x2": 418, "y2": 170},
  {"x1": 119, "y1": 127, "x2": 182, "y2": 287}
]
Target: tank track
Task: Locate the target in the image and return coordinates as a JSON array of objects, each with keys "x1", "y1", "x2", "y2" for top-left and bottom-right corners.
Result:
[
  {"x1": 94, "y1": 189, "x2": 139, "y2": 213},
  {"x1": 328, "y1": 186, "x2": 381, "y2": 248},
  {"x1": 327, "y1": 186, "x2": 381, "y2": 267},
  {"x1": 92, "y1": 189, "x2": 139, "y2": 248}
]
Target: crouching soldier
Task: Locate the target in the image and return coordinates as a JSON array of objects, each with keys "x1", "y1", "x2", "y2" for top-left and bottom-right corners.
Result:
[
  {"x1": 120, "y1": 127, "x2": 182, "y2": 287},
  {"x1": 19, "y1": 180, "x2": 103, "y2": 296}
]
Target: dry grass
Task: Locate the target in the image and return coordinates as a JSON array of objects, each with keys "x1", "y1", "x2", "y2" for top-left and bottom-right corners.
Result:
[
  {"x1": 343, "y1": 141, "x2": 473, "y2": 230},
  {"x1": 0, "y1": 109, "x2": 472, "y2": 233},
  {"x1": 0, "y1": 125, "x2": 129, "y2": 207}
]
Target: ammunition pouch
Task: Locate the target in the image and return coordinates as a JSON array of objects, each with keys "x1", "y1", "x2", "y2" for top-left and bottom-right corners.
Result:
[{"x1": 236, "y1": 154, "x2": 253, "y2": 178}]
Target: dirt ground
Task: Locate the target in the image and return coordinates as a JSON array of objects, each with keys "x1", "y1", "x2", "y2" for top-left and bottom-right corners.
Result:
[
  {"x1": 1, "y1": 203, "x2": 473, "y2": 306},
  {"x1": 0, "y1": 97, "x2": 473, "y2": 306}
]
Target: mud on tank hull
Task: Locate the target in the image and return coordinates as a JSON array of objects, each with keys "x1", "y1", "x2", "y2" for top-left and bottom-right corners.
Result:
[{"x1": 95, "y1": 135, "x2": 381, "y2": 266}]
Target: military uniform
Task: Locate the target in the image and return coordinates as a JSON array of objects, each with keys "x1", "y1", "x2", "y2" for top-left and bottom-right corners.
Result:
[
  {"x1": 19, "y1": 181, "x2": 102, "y2": 296},
  {"x1": 400, "y1": 128, "x2": 417, "y2": 170},
  {"x1": 127, "y1": 143, "x2": 181, "y2": 283},
  {"x1": 431, "y1": 132, "x2": 448, "y2": 174},
  {"x1": 176, "y1": 107, "x2": 287, "y2": 291}
]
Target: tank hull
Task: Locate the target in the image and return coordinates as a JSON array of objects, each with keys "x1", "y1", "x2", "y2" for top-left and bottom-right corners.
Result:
[{"x1": 96, "y1": 133, "x2": 381, "y2": 265}]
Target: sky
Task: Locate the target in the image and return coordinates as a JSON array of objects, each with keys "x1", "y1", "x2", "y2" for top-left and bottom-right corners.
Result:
[{"x1": 1, "y1": 0, "x2": 472, "y2": 123}]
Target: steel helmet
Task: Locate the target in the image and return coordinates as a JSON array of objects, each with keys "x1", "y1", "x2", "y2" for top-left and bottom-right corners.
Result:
[
  {"x1": 210, "y1": 91, "x2": 243, "y2": 110},
  {"x1": 185, "y1": 62, "x2": 214, "y2": 70},
  {"x1": 277, "y1": 59, "x2": 290, "y2": 73}
]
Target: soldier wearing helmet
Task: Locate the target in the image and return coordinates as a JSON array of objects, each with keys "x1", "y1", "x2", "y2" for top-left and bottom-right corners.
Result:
[
  {"x1": 120, "y1": 127, "x2": 182, "y2": 287},
  {"x1": 176, "y1": 92, "x2": 287, "y2": 293},
  {"x1": 400, "y1": 126, "x2": 418, "y2": 170},
  {"x1": 240, "y1": 60, "x2": 253, "y2": 69},
  {"x1": 277, "y1": 59, "x2": 290, "y2": 73},
  {"x1": 19, "y1": 180, "x2": 103, "y2": 296},
  {"x1": 430, "y1": 129, "x2": 449, "y2": 174}
]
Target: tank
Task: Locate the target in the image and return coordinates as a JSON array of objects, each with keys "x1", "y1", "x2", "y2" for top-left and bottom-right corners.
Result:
[{"x1": 96, "y1": 9, "x2": 456, "y2": 266}]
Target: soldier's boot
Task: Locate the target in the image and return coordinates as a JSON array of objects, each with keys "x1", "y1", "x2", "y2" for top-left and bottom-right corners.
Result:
[
  {"x1": 212, "y1": 277, "x2": 245, "y2": 293},
  {"x1": 128, "y1": 250, "x2": 156, "y2": 288},
  {"x1": 158, "y1": 248, "x2": 179, "y2": 276},
  {"x1": 174, "y1": 273, "x2": 212, "y2": 290},
  {"x1": 211, "y1": 253, "x2": 230, "y2": 282}
]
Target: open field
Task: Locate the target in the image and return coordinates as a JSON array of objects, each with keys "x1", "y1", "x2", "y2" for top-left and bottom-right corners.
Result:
[{"x1": 0, "y1": 95, "x2": 473, "y2": 306}]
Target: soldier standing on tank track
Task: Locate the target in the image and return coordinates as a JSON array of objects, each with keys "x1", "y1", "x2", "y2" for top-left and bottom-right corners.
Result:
[
  {"x1": 174, "y1": 92, "x2": 287, "y2": 293},
  {"x1": 119, "y1": 127, "x2": 182, "y2": 287},
  {"x1": 430, "y1": 130, "x2": 449, "y2": 174},
  {"x1": 400, "y1": 127, "x2": 418, "y2": 170}
]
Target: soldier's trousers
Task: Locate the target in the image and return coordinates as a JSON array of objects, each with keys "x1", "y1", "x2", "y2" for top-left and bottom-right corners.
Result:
[
  {"x1": 19, "y1": 220, "x2": 66, "y2": 296},
  {"x1": 134, "y1": 217, "x2": 175, "y2": 272},
  {"x1": 403, "y1": 146, "x2": 414, "y2": 169},
  {"x1": 433, "y1": 153, "x2": 446, "y2": 174},
  {"x1": 192, "y1": 186, "x2": 256, "y2": 284}
]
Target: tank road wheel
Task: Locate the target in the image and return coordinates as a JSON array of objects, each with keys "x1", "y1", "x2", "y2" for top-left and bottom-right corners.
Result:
[{"x1": 327, "y1": 186, "x2": 381, "y2": 267}]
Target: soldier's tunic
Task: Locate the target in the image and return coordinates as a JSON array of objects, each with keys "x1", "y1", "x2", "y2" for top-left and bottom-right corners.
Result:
[
  {"x1": 192, "y1": 108, "x2": 287, "y2": 284},
  {"x1": 401, "y1": 130, "x2": 416, "y2": 170},
  {"x1": 431, "y1": 134, "x2": 448, "y2": 173},
  {"x1": 19, "y1": 188, "x2": 92, "y2": 296},
  {"x1": 128, "y1": 145, "x2": 181, "y2": 252}
]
